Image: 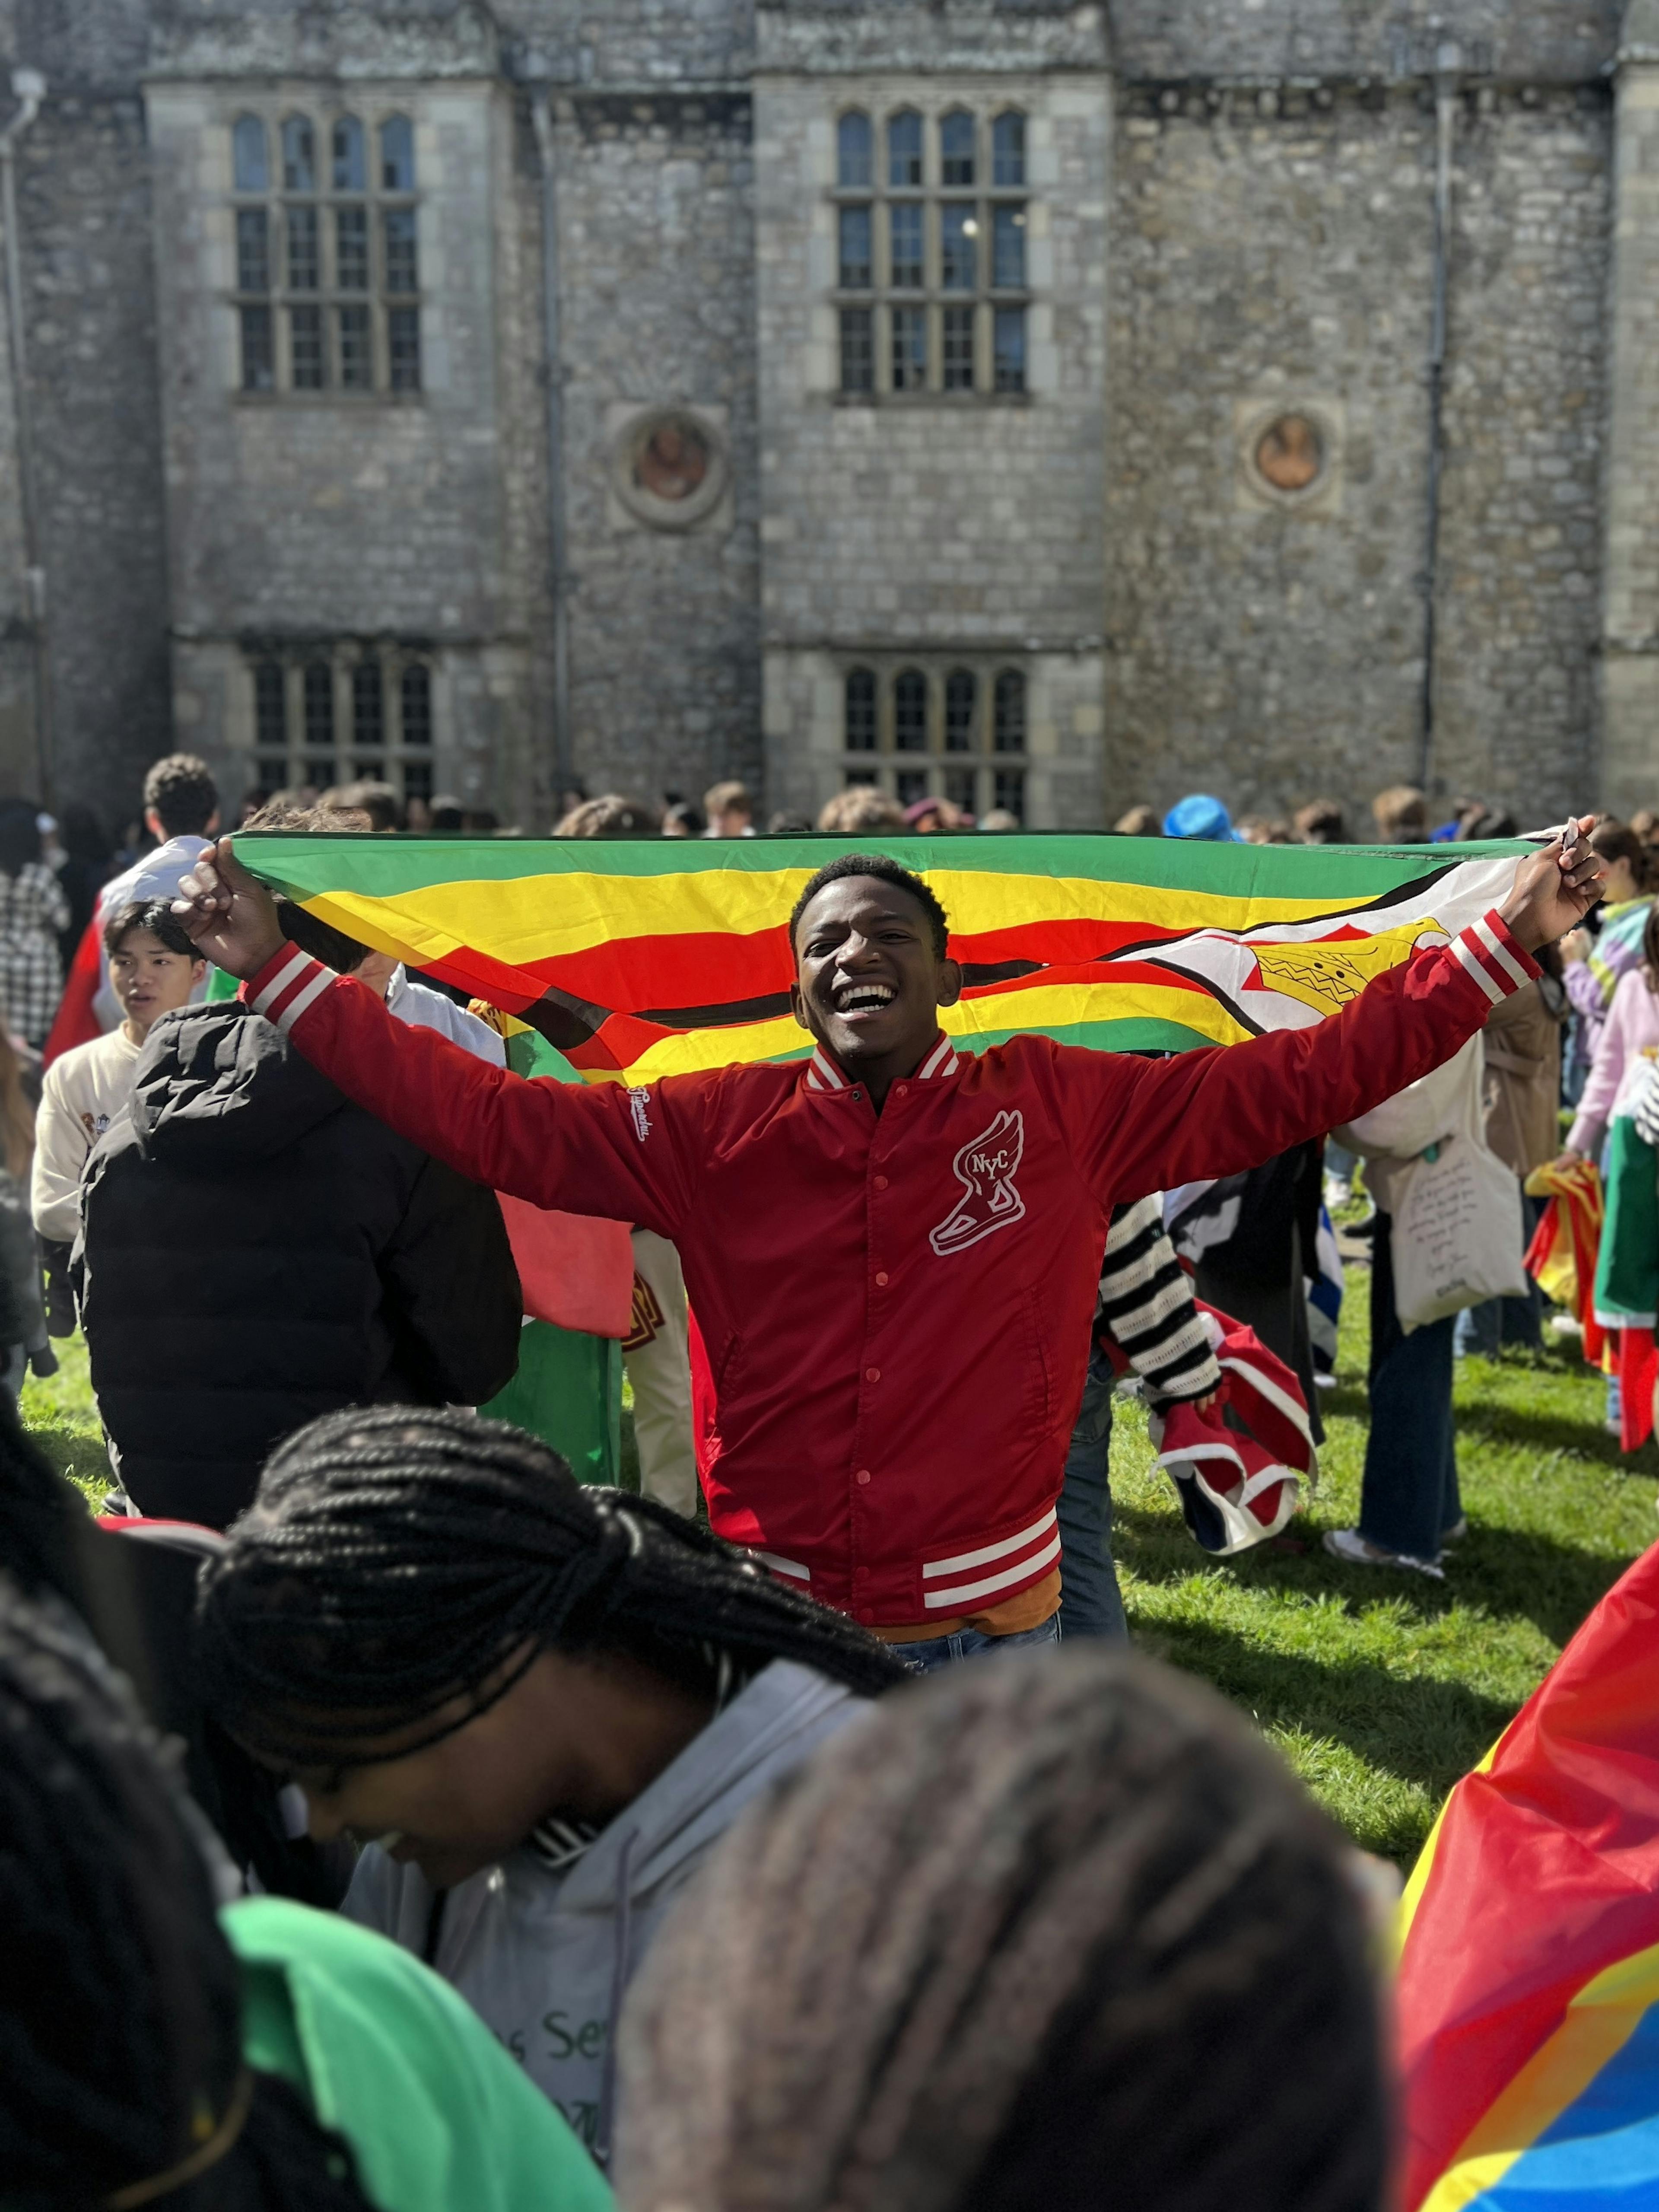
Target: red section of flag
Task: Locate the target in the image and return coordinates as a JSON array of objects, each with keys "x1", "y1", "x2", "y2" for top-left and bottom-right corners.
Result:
[
  {"x1": 42, "y1": 915, "x2": 103, "y2": 1066},
  {"x1": 1620, "y1": 1327, "x2": 1658, "y2": 1455},
  {"x1": 1397, "y1": 1542, "x2": 1659, "y2": 2209},
  {"x1": 495, "y1": 1193, "x2": 635, "y2": 1339}
]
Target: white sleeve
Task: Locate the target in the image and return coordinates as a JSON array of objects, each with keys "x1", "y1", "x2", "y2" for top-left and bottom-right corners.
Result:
[{"x1": 29, "y1": 1065, "x2": 90, "y2": 1244}]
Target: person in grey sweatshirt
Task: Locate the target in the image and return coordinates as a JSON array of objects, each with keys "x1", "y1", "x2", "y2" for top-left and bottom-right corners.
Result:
[{"x1": 196, "y1": 1404, "x2": 909, "y2": 2165}]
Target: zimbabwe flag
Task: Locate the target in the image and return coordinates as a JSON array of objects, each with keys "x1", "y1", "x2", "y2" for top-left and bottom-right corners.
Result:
[{"x1": 232, "y1": 831, "x2": 1530, "y2": 1085}]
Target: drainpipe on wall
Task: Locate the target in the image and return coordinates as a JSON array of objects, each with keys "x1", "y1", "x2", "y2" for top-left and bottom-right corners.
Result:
[
  {"x1": 0, "y1": 68, "x2": 48, "y2": 803},
  {"x1": 1417, "y1": 40, "x2": 1462, "y2": 797},
  {"x1": 530, "y1": 88, "x2": 573, "y2": 809}
]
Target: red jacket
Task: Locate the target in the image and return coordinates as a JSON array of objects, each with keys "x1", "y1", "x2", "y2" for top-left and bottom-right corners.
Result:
[{"x1": 246, "y1": 910, "x2": 1535, "y2": 1626}]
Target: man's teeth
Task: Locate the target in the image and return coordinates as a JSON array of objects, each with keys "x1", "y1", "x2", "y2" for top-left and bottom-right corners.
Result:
[{"x1": 838, "y1": 984, "x2": 894, "y2": 1011}]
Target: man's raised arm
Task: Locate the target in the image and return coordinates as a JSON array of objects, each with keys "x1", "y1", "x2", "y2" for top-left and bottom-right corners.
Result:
[
  {"x1": 173, "y1": 841, "x2": 689, "y2": 1236},
  {"x1": 1062, "y1": 822, "x2": 1605, "y2": 1205}
]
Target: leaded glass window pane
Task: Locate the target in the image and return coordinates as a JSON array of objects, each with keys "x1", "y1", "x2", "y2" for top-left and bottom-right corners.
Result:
[
  {"x1": 992, "y1": 112, "x2": 1026, "y2": 188},
  {"x1": 384, "y1": 207, "x2": 418, "y2": 295},
  {"x1": 940, "y1": 110, "x2": 975, "y2": 187},
  {"x1": 993, "y1": 769, "x2": 1025, "y2": 820},
  {"x1": 339, "y1": 304, "x2": 372, "y2": 389},
  {"x1": 380, "y1": 115, "x2": 416, "y2": 192},
  {"x1": 401, "y1": 665, "x2": 433, "y2": 748},
  {"x1": 837, "y1": 111, "x2": 871, "y2": 189},
  {"x1": 839, "y1": 308, "x2": 874, "y2": 394},
  {"x1": 993, "y1": 204, "x2": 1026, "y2": 290},
  {"x1": 889, "y1": 307, "x2": 929, "y2": 394},
  {"x1": 336, "y1": 205, "x2": 369, "y2": 291},
  {"x1": 290, "y1": 305, "x2": 324, "y2": 389},
  {"x1": 287, "y1": 204, "x2": 320, "y2": 290},
  {"x1": 894, "y1": 671, "x2": 928, "y2": 751},
  {"x1": 302, "y1": 661, "x2": 334, "y2": 773},
  {"x1": 941, "y1": 204, "x2": 976, "y2": 290},
  {"x1": 944, "y1": 670, "x2": 976, "y2": 751},
  {"x1": 942, "y1": 306, "x2": 975, "y2": 391},
  {"x1": 332, "y1": 116, "x2": 366, "y2": 193},
  {"x1": 994, "y1": 671, "x2": 1027, "y2": 752},
  {"x1": 839, "y1": 205, "x2": 871, "y2": 290},
  {"x1": 891, "y1": 306, "x2": 927, "y2": 391},
  {"x1": 388, "y1": 306, "x2": 421, "y2": 392},
  {"x1": 993, "y1": 306, "x2": 1026, "y2": 393},
  {"x1": 234, "y1": 115, "x2": 268, "y2": 193},
  {"x1": 236, "y1": 208, "x2": 269, "y2": 293},
  {"x1": 240, "y1": 306, "x2": 273, "y2": 391},
  {"x1": 887, "y1": 111, "x2": 922, "y2": 188},
  {"x1": 845, "y1": 669, "x2": 877, "y2": 751},
  {"x1": 889, "y1": 203, "x2": 923, "y2": 289},
  {"x1": 281, "y1": 116, "x2": 315, "y2": 193}
]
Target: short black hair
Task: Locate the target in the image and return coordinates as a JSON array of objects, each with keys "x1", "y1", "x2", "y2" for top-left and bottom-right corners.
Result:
[
  {"x1": 101, "y1": 898, "x2": 200, "y2": 962},
  {"x1": 788, "y1": 853, "x2": 950, "y2": 961},
  {"x1": 141, "y1": 753, "x2": 218, "y2": 840}
]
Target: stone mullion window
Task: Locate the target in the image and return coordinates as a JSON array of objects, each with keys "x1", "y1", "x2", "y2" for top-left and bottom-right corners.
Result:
[
  {"x1": 231, "y1": 107, "x2": 420, "y2": 400},
  {"x1": 838, "y1": 662, "x2": 1029, "y2": 819},
  {"x1": 242, "y1": 646, "x2": 438, "y2": 801},
  {"x1": 833, "y1": 104, "x2": 1029, "y2": 403}
]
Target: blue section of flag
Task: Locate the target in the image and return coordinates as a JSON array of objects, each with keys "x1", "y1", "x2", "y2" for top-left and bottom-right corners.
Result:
[{"x1": 1475, "y1": 2005, "x2": 1659, "y2": 2206}]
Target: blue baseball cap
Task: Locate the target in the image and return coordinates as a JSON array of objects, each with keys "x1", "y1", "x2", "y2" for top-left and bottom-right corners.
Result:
[{"x1": 1163, "y1": 793, "x2": 1243, "y2": 841}]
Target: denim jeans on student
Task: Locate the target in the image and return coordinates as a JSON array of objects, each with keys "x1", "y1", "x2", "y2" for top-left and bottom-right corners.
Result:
[
  {"x1": 1359, "y1": 1213, "x2": 1462, "y2": 1561},
  {"x1": 903, "y1": 1615, "x2": 1061, "y2": 1675},
  {"x1": 1056, "y1": 1345, "x2": 1129, "y2": 1642},
  {"x1": 1454, "y1": 1190, "x2": 1542, "y2": 1358}
]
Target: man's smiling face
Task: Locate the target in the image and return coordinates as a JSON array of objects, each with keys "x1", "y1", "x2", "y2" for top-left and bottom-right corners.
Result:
[{"x1": 790, "y1": 875, "x2": 960, "y2": 1084}]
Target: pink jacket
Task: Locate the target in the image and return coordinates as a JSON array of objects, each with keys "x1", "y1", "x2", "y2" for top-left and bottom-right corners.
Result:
[{"x1": 1567, "y1": 966, "x2": 1659, "y2": 1157}]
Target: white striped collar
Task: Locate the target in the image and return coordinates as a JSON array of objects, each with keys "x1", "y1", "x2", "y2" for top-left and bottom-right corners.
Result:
[{"x1": 803, "y1": 1031, "x2": 960, "y2": 1095}]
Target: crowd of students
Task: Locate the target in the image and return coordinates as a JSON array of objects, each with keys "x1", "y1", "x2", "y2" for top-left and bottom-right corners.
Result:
[{"x1": 0, "y1": 743, "x2": 1627, "y2": 2210}]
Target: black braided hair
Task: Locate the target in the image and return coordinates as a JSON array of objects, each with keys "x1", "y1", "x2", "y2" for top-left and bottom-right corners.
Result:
[
  {"x1": 0, "y1": 1577, "x2": 374, "y2": 2212},
  {"x1": 617, "y1": 1645, "x2": 1389, "y2": 2212},
  {"x1": 198, "y1": 1405, "x2": 909, "y2": 1767}
]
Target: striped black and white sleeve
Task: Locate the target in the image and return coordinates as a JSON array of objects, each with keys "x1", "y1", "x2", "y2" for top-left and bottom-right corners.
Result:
[{"x1": 1096, "y1": 1195, "x2": 1221, "y2": 1404}]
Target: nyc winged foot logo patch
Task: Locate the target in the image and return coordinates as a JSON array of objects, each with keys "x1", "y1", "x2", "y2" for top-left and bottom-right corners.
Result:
[{"x1": 930, "y1": 1108, "x2": 1027, "y2": 1257}]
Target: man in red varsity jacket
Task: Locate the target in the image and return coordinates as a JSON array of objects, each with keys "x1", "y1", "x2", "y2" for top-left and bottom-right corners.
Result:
[{"x1": 175, "y1": 830, "x2": 1602, "y2": 1667}]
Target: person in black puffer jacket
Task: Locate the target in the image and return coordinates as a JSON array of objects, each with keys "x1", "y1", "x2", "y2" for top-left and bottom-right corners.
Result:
[{"x1": 78, "y1": 1000, "x2": 522, "y2": 1528}]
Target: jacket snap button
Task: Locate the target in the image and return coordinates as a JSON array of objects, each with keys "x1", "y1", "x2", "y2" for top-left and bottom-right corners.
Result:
[
  {"x1": 874, "y1": 1174, "x2": 888, "y2": 1190},
  {"x1": 854, "y1": 1565, "x2": 869, "y2": 1582},
  {"x1": 864, "y1": 1367, "x2": 880, "y2": 1383},
  {"x1": 856, "y1": 1468, "x2": 871, "y2": 1484},
  {"x1": 875, "y1": 1270, "x2": 889, "y2": 1287}
]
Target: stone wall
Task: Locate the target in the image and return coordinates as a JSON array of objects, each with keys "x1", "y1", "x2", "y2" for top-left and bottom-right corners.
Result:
[
  {"x1": 755, "y1": 56, "x2": 1111, "y2": 825},
  {"x1": 551, "y1": 89, "x2": 762, "y2": 811},
  {"x1": 1103, "y1": 77, "x2": 1608, "y2": 832},
  {"x1": 1433, "y1": 86, "x2": 1610, "y2": 827},
  {"x1": 1106, "y1": 0, "x2": 1621, "y2": 87},
  {"x1": 17, "y1": 93, "x2": 172, "y2": 812}
]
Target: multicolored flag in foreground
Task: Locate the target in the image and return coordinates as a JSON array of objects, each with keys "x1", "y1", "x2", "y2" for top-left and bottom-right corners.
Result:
[
  {"x1": 232, "y1": 831, "x2": 1530, "y2": 1081},
  {"x1": 1396, "y1": 1540, "x2": 1659, "y2": 2211}
]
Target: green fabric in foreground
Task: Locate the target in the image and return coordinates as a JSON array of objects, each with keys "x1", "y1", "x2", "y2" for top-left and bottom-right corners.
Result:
[
  {"x1": 228, "y1": 1895, "x2": 613, "y2": 2212},
  {"x1": 481, "y1": 1318, "x2": 623, "y2": 1482}
]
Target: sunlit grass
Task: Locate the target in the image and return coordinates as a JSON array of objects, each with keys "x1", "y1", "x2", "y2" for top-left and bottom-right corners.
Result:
[{"x1": 1116, "y1": 1271, "x2": 1654, "y2": 1864}]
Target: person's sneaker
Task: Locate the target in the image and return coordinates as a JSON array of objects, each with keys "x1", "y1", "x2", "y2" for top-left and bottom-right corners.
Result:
[
  {"x1": 1441, "y1": 1517, "x2": 1468, "y2": 1544},
  {"x1": 1322, "y1": 1527, "x2": 1445, "y2": 1580}
]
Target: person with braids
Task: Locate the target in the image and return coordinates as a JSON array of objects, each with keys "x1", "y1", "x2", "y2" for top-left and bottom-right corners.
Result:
[
  {"x1": 0, "y1": 1577, "x2": 613, "y2": 2212},
  {"x1": 176, "y1": 829, "x2": 1602, "y2": 1664},
  {"x1": 616, "y1": 1645, "x2": 1389, "y2": 2212},
  {"x1": 197, "y1": 1403, "x2": 909, "y2": 2156}
]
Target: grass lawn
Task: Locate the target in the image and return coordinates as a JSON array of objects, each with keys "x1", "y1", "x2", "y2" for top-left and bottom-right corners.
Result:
[
  {"x1": 25, "y1": 1269, "x2": 1653, "y2": 1872},
  {"x1": 1115, "y1": 1261, "x2": 1658, "y2": 1866}
]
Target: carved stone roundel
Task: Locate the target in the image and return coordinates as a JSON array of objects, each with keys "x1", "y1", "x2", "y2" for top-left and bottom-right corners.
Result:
[
  {"x1": 613, "y1": 408, "x2": 729, "y2": 532},
  {"x1": 1255, "y1": 414, "x2": 1325, "y2": 494}
]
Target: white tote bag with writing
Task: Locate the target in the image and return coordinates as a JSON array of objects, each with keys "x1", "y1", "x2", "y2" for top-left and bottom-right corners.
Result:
[{"x1": 1387, "y1": 1124, "x2": 1529, "y2": 1332}]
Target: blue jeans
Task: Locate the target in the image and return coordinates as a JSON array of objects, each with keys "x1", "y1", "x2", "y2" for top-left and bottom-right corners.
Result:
[
  {"x1": 1057, "y1": 1346, "x2": 1129, "y2": 1641},
  {"x1": 903, "y1": 1615, "x2": 1061, "y2": 1675},
  {"x1": 1359, "y1": 1213, "x2": 1462, "y2": 1560},
  {"x1": 1454, "y1": 1191, "x2": 1542, "y2": 1356}
]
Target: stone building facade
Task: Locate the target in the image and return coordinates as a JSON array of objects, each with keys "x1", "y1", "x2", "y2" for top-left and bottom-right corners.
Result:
[{"x1": 0, "y1": 1, "x2": 1650, "y2": 831}]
